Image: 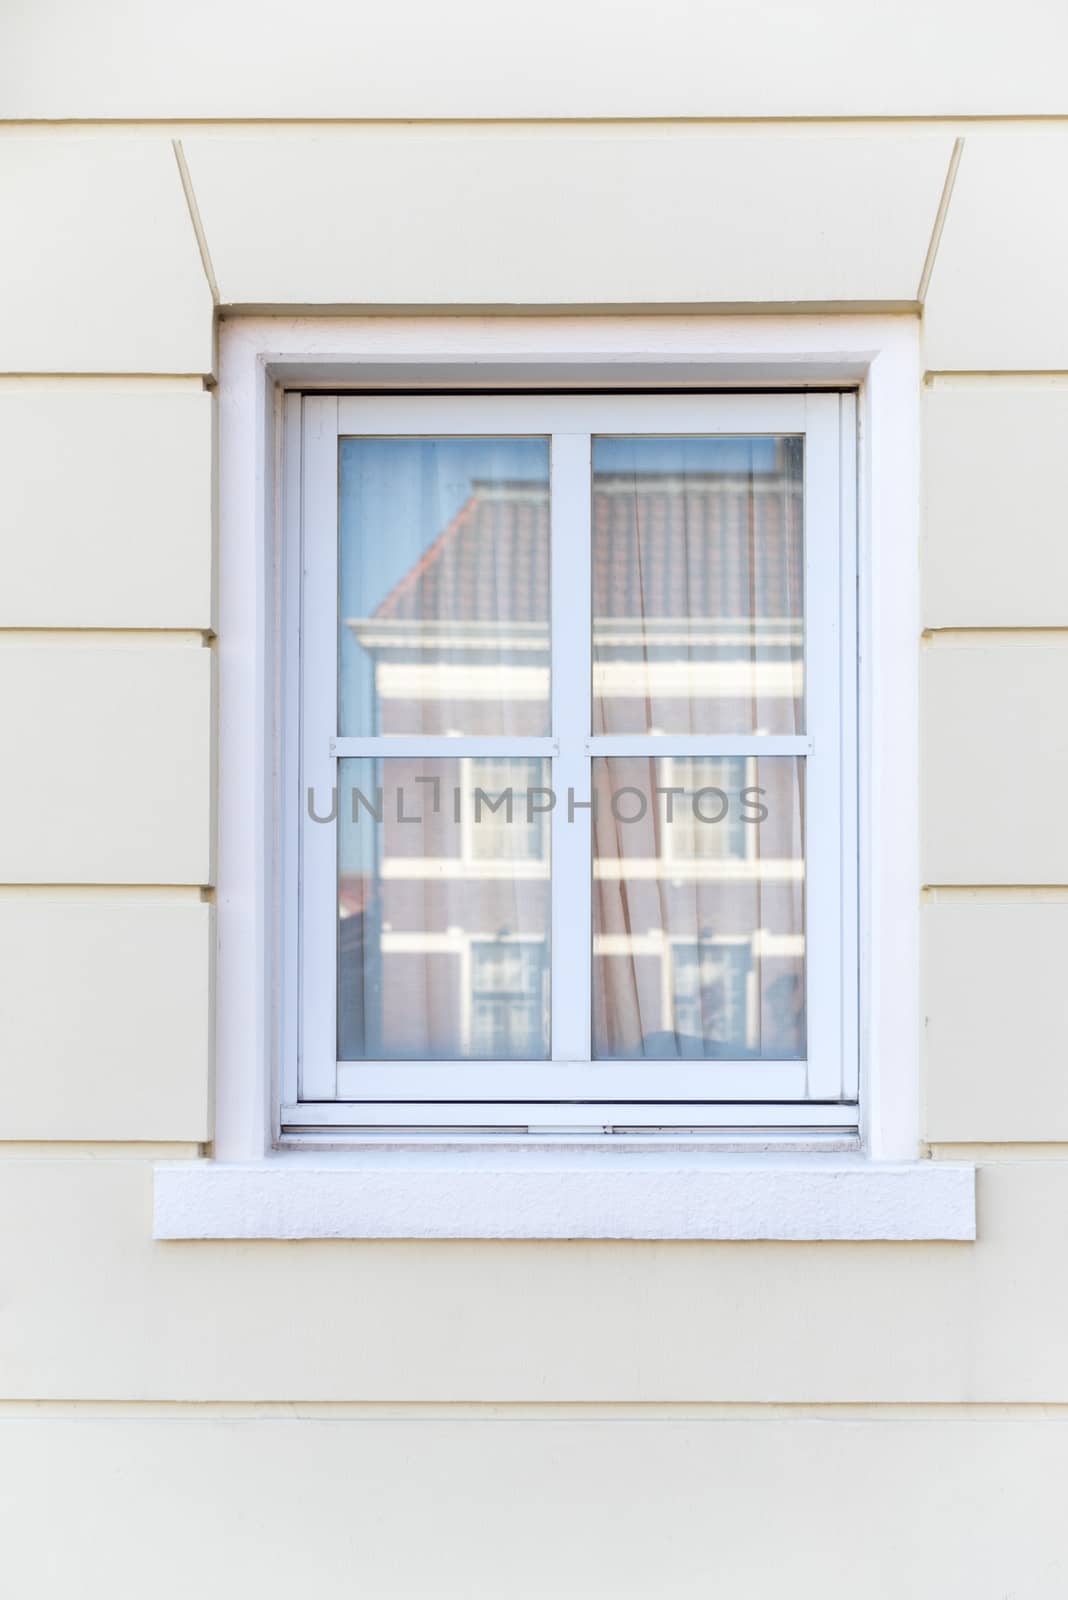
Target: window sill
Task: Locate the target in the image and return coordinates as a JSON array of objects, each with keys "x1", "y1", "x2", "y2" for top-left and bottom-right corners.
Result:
[{"x1": 153, "y1": 1153, "x2": 976, "y2": 1242}]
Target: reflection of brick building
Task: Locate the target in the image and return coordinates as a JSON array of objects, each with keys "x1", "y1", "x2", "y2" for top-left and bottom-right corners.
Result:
[
  {"x1": 589, "y1": 755, "x2": 804, "y2": 1059},
  {"x1": 340, "y1": 461, "x2": 805, "y2": 1061},
  {"x1": 348, "y1": 481, "x2": 552, "y2": 738},
  {"x1": 338, "y1": 756, "x2": 551, "y2": 1061}
]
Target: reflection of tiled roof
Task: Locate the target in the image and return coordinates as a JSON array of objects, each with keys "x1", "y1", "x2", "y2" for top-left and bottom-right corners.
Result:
[
  {"x1": 594, "y1": 474, "x2": 803, "y2": 623},
  {"x1": 373, "y1": 483, "x2": 550, "y2": 624},
  {"x1": 370, "y1": 474, "x2": 802, "y2": 625}
]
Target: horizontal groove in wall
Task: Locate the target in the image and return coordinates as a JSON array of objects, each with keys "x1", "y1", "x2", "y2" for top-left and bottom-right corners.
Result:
[
  {"x1": 924, "y1": 371, "x2": 1068, "y2": 385},
  {"x1": 0, "y1": 629, "x2": 212, "y2": 647},
  {"x1": 0, "y1": 1143, "x2": 205, "y2": 1161},
  {"x1": 920, "y1": 1139, "x2": 1068, "y2": 1164},
  {"x1": 928, "y1": 1143, "x2": 1068, "y2": 1163},
  {"x1": 4, "y1": 116, "x2": 1068, "y2": 133},
  {"x1": 219, "y1": 299, "x2": 922, "y2": 319},
  {"x1": 922, "y1": 628, "x2": 1068, "y2": 643},
  {"x1": 2, "y1": 1400, "x2": 1068, "y2": 1420},
  {"x1": 923, "y1": 885, "x2": 1068, "y2": 900},
  {"x1": 0, "y1": 885, "x2": 207, "y2": 902},
  {"x1": 0, "y1": 374, "x2": 208, "y2": 391}
]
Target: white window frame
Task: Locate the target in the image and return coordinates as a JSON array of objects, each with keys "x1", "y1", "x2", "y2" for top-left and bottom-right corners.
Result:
[
  {"x1": 292, "y1": 390, "x2": 853, "y2": 1126},
  {"x1": 152, "y1": 315, "x2": 976, "y2": 1243},
  {"x1": 214, "y1": 314, "x2": 920, "y2": 1160}
]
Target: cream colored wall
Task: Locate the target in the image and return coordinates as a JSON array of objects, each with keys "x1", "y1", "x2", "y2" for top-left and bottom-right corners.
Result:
[{"x1": 2, "y1": 6, "x2": 1068, "y2": 1590}]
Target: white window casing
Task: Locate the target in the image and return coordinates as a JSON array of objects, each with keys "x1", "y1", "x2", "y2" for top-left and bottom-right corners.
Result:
[{"x1": 152, "y1": 314, "x2": 975, "y2": 1242}]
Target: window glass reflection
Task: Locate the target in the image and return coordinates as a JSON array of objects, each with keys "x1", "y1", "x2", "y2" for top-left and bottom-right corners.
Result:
[
  {"x1": 592, "y1": 756, "x2": 805, "y2": 1059},
  {"x1": 338, "y1": 758, "x2": 550, "y2": 1060},
  {"x1": 339, "y1": 438, "x2": 550, "y2": 736},
  {"x1": 592, "y1": 436, "x2": 804, "y2": 735}
]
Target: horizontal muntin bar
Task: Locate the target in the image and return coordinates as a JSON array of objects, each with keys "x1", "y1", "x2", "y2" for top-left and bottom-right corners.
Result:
[
  {"x1": 329, "y1": 735, "x2": 811, "y2": 759},
  {"x1": 585, "y1": 735, "x2": 811, "y2": 756},
  {"x1": 331, "y1": 736, "x2": 558, "y2": 758}
]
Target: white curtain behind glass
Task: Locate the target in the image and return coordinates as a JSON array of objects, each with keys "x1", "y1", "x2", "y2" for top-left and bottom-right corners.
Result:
[
  {"x1": 592, "y1": 435, "x2": 804, "y2": 736},
  {"x1": 590, "y1": 437, "x2": 806, "y2": 1062}
]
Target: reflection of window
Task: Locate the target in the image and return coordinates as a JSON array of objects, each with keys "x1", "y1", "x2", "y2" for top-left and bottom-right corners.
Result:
[
  {"x1": 466, "y1": 758, "x2": 549, "y2": 864},
  {"x1": 471, "y1": 938, "x2": 548, "y2": 1058},
  {"x1": 664, "y1": 757, "x2": 749, "y2": 863},
  {"x1": 671, "y1": 939, "x2": 751, "y2": 1054}
]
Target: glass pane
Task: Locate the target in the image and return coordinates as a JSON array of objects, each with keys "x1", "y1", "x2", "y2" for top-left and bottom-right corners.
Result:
[
  {"x1": 339, "y1": 438, "x2": 550, "y2": 736},
  {"x1": 592, "y1": 436, "x2": 804, "y2": 735},
  {"x1": 338, "y1": 757, "x2": 550, "y2": 1060},
  {"x1": 592, "y1": 756, "x2": 805, "y2": 1059}
]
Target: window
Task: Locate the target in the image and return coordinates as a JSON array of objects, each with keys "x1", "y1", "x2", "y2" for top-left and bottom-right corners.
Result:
[
  {"x1": 159, "y1": 318, "x2": 972, "y2": 1237},
  {"x1": 287, "y1": 392, "x2": 857, "y2": 1131}
]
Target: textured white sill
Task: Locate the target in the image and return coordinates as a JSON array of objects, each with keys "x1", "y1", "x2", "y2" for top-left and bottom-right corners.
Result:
[{"x1": 153, "y1": 1154, "x2": 976, "y2": 1242}]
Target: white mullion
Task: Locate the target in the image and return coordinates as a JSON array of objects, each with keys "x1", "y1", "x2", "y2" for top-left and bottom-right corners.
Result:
[
  {"x1": 299, "y1": 395, "x2": 340, "y2": 1100},
  {"x1": 550, "y1": 432, "x2": 593, "y2": 1062},
  {"x1": 800, "y1": 392, "x2": 845, "y2": 1100}
]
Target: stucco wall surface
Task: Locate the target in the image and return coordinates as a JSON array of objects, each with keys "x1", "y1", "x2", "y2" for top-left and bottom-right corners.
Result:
[{"x1": 3, "y1": 7, "x2": 1068, "y2": 1589}]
